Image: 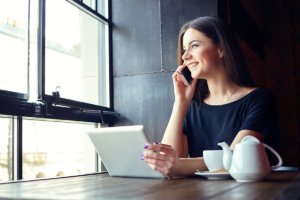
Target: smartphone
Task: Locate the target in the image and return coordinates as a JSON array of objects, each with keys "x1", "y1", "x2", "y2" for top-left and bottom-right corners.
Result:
[{"x1": 180, "y1": 67, "x2": 193, "y2": 86}]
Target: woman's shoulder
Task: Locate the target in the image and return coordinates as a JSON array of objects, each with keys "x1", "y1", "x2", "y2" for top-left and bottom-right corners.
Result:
[
  {"x1": 245, "y1": 87, "x2": 273, "y2": 98},
  {"x1": 242, "y1": 87, "x2": 274, "y2": 105},
  {"x1": 190, "y1": 87, "x2": 274, "y2": 110}
]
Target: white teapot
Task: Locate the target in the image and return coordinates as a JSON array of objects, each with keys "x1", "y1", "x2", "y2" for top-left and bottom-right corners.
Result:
[{"x1": 218, "y1": 135, "x2": 282, "y2": 182}]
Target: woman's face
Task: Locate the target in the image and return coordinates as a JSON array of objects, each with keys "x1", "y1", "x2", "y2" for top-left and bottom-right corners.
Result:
[{"x1": 182, "y1": 28, "x2": 223, "y2": 79}]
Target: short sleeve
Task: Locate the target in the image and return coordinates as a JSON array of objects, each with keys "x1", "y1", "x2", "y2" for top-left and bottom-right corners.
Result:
[{"x1": 239, "y1": 89, "x2": 275, "y2": 138}]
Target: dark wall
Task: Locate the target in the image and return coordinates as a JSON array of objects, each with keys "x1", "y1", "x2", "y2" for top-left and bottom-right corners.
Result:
[
  {"x1": 262, "y1": 0, "x2": 300, "y2": 167},
  {"x1": 227, "y1": 0, "x2": 300, "y2": 166},
  {"x1": 112, "y1": 0, "x2": 218, "y2": 141}
]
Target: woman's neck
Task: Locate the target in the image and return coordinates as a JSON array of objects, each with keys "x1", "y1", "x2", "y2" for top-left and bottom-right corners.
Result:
[{"x1": 205, "y1": 78, "x2": 240, "y2": 105}]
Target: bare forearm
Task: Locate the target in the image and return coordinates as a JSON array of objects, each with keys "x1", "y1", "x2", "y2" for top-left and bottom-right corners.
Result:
[
  {"x1": 173, "y1": 157, "x2": 208, "y2": 176},
  {"x1": 162, "y1": 100, "x2": 189, "y2": 156}
]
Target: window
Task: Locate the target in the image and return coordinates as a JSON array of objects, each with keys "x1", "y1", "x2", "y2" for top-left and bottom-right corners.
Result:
[
  {"x1": 22, "y1": 118, "x2": 97, "y2": 179},
  {"x1": 44, "y1": 0, "x2": 109, "y2": 107},
  {"x1": 0, "y1": 0, "x2": 112, "y2": 112},
  {"x1": 0, "y1": 0, "x2": 28, "y2": 94},
  {"x1": 0, "y1": 115, "x2": 13, "y2": 182},
  {"x1": 0, "y1": 0, "x2": 113, "y2": 181}
]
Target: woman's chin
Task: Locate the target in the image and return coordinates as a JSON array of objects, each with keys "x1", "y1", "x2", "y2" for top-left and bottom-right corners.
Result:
[{"x1": 191, "y1": 71, "x2": 201, "y2": 79}]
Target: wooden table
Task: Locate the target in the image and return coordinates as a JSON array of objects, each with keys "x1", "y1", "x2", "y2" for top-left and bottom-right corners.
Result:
[{"x1": 0, "y1": 171, "x2": 299, "y2": 200}]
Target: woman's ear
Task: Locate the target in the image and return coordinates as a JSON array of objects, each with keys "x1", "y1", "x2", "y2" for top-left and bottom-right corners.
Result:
[{"x1": 218, "y1": 46, "x2": 224, "y2": 58}]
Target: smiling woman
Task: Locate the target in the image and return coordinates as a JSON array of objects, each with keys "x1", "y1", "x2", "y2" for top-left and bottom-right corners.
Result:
[
  {"x1": 142, "y1": 16, "x2": 279, "y2": 178},
  {"x1": 181, "y1": 29, "x2": 223, "y2": 80},
  {"x1": 177, "y1": 16, "x2": 255, "y2": 104}
]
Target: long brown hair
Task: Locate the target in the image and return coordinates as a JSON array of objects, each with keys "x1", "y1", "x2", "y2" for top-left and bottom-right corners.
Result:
[{"x1": 177, "y1": 16, "x2": 255, "y2": 103}]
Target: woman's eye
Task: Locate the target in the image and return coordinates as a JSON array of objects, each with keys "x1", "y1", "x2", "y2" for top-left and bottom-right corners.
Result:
[{"x1": 191, "y1": 44, "x2": 199, "y2": 48}]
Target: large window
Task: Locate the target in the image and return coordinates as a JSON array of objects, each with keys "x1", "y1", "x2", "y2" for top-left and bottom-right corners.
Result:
[
  {"x1": 44, "y1": 0, "x2": 109, "y2": 106},
  {"x1": 0, "y1": 0, "x2": 112, "y2": 181},
  {"x1": 0, "y1": 0, "x2": 28, "y2": 94},
  {"x1": 22, "y1": 118, "x2": 97, "y2": 179},
  {"x1": 0, "y1": 0, "x2": 111, "y2": 110}
]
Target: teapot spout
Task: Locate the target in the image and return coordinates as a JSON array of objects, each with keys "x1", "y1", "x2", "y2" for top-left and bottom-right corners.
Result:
[{"x1": 218, "y1": 142, "x2": 232, "y2": 171}]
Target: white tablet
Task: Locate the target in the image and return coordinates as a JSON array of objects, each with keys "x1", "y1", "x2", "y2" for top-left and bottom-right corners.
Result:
[{"x1": 87, "y1": 125, "x2": 165, "y2": 178}]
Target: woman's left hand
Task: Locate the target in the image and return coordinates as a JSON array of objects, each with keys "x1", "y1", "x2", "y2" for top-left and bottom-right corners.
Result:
[{"x1": 142, "y1": 143, "x2": 179, "y2": 178}]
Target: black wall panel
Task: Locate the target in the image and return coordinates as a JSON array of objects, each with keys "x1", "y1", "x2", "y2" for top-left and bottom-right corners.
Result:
[
  {"x1": 160, "y1": 0, "x2": 218, "y2": 70},
  {"x1": 112, "y1": 0, "x2": 219, "y2": 140},
  {"x1": 112, "y1": 0, "x2": 161, "y2": 76},
  {"x1": 114, "y1": 73, "x2": 173, "y2": 142}
]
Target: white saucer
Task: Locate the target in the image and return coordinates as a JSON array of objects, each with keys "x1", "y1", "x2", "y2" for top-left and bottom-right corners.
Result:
[{"x1": 195, "y1": 171, "x2": 231, "y2": 180}]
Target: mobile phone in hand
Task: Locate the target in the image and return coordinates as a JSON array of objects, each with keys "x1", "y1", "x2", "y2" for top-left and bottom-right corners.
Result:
[{"x1": 180, "y1": 67, "x2": 193, "y2": 86}]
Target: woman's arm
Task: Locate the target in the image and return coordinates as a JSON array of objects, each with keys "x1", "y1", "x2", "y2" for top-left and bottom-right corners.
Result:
[
  {"x1": 174, "y1": 157, "x2": 208, "y2": 176},
  {"x1": 143, "y1": 143, "x2": 208, "y2": 177},
  {"x1": 144, "y1": 131, "x2": 262, "y2": 177},
  {"x1": 143, "y1": 66, "x2": 201, "y2": 177},
  {"x1": 144, "y1": 130, "x2": 264, "y2": 177},
  {"x1": 230, "y1": 129, "x2": 263, "y2": 149},
  {"x1": 162, "y1": 66, "x2": 198, "y2": 157},
  {"x1": 174, "y1": 130, "x2": 263, "y2": 176},
  {"x1": 161, "y1": 100, "x2": 189, "y2": 157}
]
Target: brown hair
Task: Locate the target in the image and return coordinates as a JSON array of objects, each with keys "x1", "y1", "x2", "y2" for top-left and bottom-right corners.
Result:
[{"x1": 177, "y1": 16, "x2": 255, "y2": 103}]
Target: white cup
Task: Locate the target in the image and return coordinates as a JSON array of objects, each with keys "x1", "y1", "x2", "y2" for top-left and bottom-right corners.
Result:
[{"x1": 203, "y1": 150, "x2": 224, "y2": 172}]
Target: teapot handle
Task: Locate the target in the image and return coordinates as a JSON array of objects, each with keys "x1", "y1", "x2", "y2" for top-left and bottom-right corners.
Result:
[{"x1": 263, "y1": 144, "x2": 283, "y2": 169}]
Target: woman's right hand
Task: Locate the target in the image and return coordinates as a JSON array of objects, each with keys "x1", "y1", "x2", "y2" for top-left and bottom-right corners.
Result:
[
  {"x1": 172, "y1": 65, "x2": 198, "y2": 104},
  {"x1": 142, "y1": 143, "x2": 180, "y2": 178}
]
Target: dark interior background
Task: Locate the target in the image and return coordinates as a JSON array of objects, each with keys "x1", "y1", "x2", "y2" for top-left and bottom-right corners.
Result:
[{"x1": 111, "y1": 0, "x2": 300, "y2": 166}]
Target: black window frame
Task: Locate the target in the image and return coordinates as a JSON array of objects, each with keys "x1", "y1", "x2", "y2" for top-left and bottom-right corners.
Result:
[
  {"x1": 0, "y1": 0, "x2": 115, "y2": 181},
  {"x1": 0, "y1": 0, "x2": 117, "y2": 125}
]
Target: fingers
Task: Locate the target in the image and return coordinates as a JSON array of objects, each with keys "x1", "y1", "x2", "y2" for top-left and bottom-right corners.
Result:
[
  {"x1": 172, "y1": 65, "x2": 186, "y2": 83},
  {"x1": 172, "y1": 70, "x2": 182, "y2": 83},
  {"x1": 144, "y1": 143, "x2": 174, "y2": 154},
  {"x1": 144, "y1": 148, "x2": 176, "y2": 164},
  {"x1": 176, "y1": 65, "x2": 186, "y2": 72},
  {"x1": 147, "y1": 161, "x2": 173, "y2": 177},
  {"x1": 142, "y1": 143, "x2": 178, "y2": 177},
  {"x1": 144, "y1": 156, "x2": 175, "y2": 177}
]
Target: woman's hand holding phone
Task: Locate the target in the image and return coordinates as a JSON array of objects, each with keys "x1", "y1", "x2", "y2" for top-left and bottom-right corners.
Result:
[
  {"x1": 179, "y1": 66, "x2": 193, "y2": 86},
  {"x1": 172, "y1": 65, "x2": 197, "y2": 104}
]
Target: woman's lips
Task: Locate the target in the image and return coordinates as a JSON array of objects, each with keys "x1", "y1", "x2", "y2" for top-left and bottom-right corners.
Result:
[{"x1": 187, "y1": 62, "x2": 198, "y2": 70}]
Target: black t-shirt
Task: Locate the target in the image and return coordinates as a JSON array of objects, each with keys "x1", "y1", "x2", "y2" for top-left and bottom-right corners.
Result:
[{"x1": 183, "y1": 88, "x2": 278, "y2": 157}]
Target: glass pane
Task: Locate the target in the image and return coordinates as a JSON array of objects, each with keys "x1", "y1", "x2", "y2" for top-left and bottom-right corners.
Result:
[
  {"x1": 28, "y1": 0, "x2": 39, "y2": 101},
  {"x1": 22, "y1": 118, "x2": 97, "y2": 180},
  {"x1": 97, "y1": 0, "x2": 108, "y2": 18},
  {"x1": 82, "y1": 0, "x2": 108, "y2": 18},
  {"x1": 0, "y1": 115, "x2": 13, "y2": 182},
  {"x1": 45, "y1": 0, "x2": 109, "y2": 107},
  {"x1": 83, "y1": 0, "x2": 96, "y2": 10},
  {"x1": 0, "y1": 0, "x2": 28, "y2": 94}
]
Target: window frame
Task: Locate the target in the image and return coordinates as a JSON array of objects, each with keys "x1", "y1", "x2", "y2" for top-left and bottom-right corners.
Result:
[
  {"x1": 0, "y1": 0, "x2": 115, "y2": 124},
  {"x1": 37, "y1": 0, "x2": 114, "y2": 123},
  {"x1": 0, "y1": 0, "x2": 115, "y2": 181}
]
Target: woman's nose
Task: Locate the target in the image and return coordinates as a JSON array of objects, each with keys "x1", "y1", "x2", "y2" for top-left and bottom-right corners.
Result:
[{"x1": 182, "y1": 49, "x2": 191, "y2": 61}]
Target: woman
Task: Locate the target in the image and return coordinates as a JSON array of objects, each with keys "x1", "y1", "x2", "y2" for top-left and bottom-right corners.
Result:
[{"x1": 142, "y1": 16, "x2": 277, "y2": 177}]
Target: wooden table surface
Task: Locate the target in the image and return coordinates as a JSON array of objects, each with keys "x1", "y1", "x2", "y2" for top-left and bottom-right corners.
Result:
[{"x1": 0, "y1": 171, "x2": 299, "y2": 200}]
